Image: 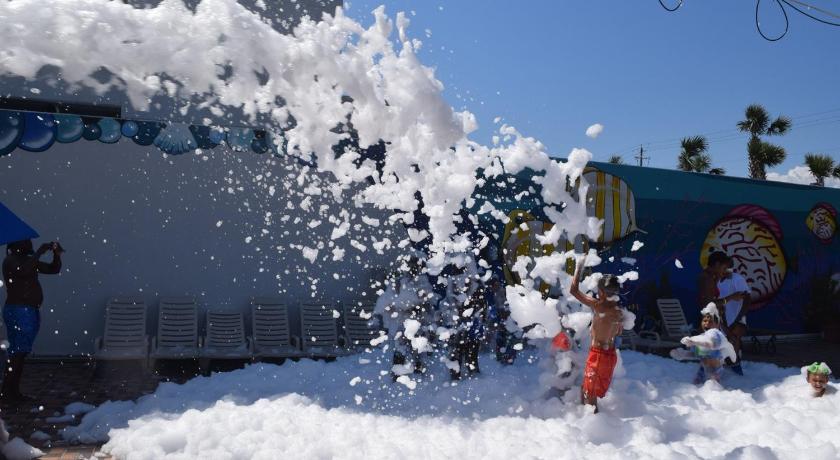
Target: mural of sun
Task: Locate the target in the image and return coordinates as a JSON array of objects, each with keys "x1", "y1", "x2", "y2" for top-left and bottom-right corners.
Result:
[{"x1": 700, "y1": 205, "x2": 786, "y2": 310}]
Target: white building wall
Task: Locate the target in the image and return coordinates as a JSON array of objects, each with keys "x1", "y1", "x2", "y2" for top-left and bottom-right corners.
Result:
[
  {"x1": 1, "y1": 139, "x2": 400, "y2": 355},
  {"x1": 0, "y1": 0, "x2": 397, "y2": 356}
]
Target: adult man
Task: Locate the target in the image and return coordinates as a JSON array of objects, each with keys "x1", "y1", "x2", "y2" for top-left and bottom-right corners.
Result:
[
  {"x1": 717, "y1": 257, "x2": 750, "y2": 375},
  {"x1": 2, "y1": 239, "x2": 63, "y2": 402},
  {"x1": 697, "y1": 251, "x2": 730, "y2": 309}
]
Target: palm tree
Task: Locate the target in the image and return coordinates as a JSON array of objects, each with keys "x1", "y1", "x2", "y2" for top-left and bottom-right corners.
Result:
[
  {"x1": 677, "y1": 136, "x2": 726, "y2": 175},
  {"x1": 608, "y1": 155, "x2": 624, "y2": 165},
  {"x1": 804, "y1": 153, "x2": 840, "y2": 187},
  {"x1": 737, "y1": 104, "x2": 792, "y2": 180}
]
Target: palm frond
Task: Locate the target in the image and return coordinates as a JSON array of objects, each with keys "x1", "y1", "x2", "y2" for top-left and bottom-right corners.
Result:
[
  {"x1": 677, "y1": 152, "x2": 694, "y2": 172},
  {"x1": 608, "y1": 155, "x2": 624, "y2": 165},
  {"x1": 767, "y1": 116, "x2": 792, "y2": 136},
  {"x1": 805, "y1": 153, "x2": 835, "y2": 186},
  {"x1": 833, "y1": 165, "x2": 840, "y2": 179},
  {"x1": 680, "y1": 135, "x2": 708, "y2": 156},
  {"x1": 738, "y1": 104, "x2": 769, "y2": 135},
  {"x1": 708, "y1": 167, "x2": 726, "y2": 175},
  {"x1": 678, "y1": 151, "x2": 712, "y2": 173},
  {"x1": 693, "y1": 153, "x2": 712, "y2": 172},
  {"x1": 758, "y1": 142, "x2": 786, "y2": 167}
]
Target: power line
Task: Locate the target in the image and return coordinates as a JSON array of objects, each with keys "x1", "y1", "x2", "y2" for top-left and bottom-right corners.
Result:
[
  {"x1": 657, "y1": 0, "x2": 840, "y2": 41},
  {"x1": 658, "y1": 0, "x2": 683, "y2": 12},
  {"x1": 615, "y1": 108, "x2": 840, "y2": 157},
  {"x1": 783, "y1": 0, "x2": 840, "y2": 23},
  {"x1": 755, "y1": 0, "x2": 840, "y2": 41}
]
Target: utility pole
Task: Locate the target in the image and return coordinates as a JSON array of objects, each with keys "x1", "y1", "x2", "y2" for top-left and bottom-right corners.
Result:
[{"x1": 635, "y1": 144, "x2": 649, "y2": 167}]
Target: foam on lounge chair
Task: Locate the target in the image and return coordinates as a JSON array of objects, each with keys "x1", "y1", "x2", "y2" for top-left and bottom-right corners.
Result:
[
  {"x1": 300, "y1": 302, "x2": 351, "y2": 359},
  {"x1": 343, "y1": 303, "x2": 382, "y2": 350}
]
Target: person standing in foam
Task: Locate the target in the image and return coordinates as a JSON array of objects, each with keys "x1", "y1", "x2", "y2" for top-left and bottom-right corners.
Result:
[
  {"x1": 717, "y1": 256, "x2": 750, "y2": 375},
  {"x1": 569, "y1": 262, "x2": 625, "y2": 413},
  {"x1": 681, "y1": 303, "x2": 736, "y2": 384}
]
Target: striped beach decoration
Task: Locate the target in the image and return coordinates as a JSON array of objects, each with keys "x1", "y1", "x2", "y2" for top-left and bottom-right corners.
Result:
[{"x1": 574, "y1": 167, "x2": 643, "y2": 244}]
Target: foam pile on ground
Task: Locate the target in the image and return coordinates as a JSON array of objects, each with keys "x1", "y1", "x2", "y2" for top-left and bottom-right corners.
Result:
[{"x1": 61, "y1": 352, "x2": 839, "y2": 459}]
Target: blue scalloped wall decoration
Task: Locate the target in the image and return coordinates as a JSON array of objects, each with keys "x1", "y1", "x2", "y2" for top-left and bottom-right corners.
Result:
[{"x1": 0, "y1": 109, "x2": 284, "y2": 158}]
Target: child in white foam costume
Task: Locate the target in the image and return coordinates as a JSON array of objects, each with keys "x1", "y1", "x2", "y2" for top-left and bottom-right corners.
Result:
[{"x1": 679, "y1": 303, "x2": 736, "y2": 384}]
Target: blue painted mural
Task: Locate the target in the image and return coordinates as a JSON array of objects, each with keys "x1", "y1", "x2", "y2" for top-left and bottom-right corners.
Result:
[{"x1": 479, "y1": 162, "x2": 840, "y2": 335}]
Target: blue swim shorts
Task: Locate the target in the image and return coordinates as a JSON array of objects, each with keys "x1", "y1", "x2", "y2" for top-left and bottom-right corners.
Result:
[{"x1": 3, "y1": 304, "x2": 41, "y2": 355}]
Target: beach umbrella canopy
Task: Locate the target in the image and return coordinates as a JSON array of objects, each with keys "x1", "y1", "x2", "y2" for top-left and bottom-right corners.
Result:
[{"x1": 0, "y1": 201, "x2": 39, "y2": 246}]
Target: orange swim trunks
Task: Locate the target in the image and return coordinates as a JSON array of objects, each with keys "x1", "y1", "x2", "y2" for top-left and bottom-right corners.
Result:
[{"x1": 582, "y1": 347, "x2": 618, "y2": 399}]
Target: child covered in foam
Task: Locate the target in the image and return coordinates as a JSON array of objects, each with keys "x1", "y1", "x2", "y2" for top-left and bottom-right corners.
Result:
[
  {"x1": 804, "y1": 362, "x2": 835, "y2": 398},
  {"x1": 678, "y1": 303, "x2": 736, "y2": 384}
]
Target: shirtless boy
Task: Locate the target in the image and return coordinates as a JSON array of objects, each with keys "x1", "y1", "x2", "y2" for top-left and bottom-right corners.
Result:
[{"x1": 570, "y1": 261, "x2": 623, "y2": 412}]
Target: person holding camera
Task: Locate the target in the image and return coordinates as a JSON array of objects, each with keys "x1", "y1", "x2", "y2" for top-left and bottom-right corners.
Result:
[{"x1": 2, "y1": 239, "x2": 63, "y2": 402}]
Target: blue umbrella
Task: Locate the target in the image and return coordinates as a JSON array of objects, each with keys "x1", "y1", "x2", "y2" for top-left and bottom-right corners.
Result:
[{"x1": 0, "y1": 201, "x2": 39, "y2": 246}]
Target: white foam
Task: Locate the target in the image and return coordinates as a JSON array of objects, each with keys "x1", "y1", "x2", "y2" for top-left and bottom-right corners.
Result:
[{"x1": 56, "y1": 353, "x2": 840, "y2": 459}]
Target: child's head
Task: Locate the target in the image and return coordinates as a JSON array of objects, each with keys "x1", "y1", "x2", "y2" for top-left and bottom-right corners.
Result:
[
  {"x1": 700, "y1": 303, "x2": 721, "y2": 331},
  {"x1": 597, "y1": 275, "x2": 620, "y2": 300},
  {"x1": 806, "y1": 362, "x2": 832, "y2": 396}
]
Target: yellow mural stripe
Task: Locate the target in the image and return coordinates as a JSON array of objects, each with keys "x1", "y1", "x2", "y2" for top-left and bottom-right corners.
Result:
[
  {"x1": 612, "y1": 175, "x2": 621, "y2": 242},
  {"x1": 596, "y1": 172, "x2": 605, "y2": 242}
]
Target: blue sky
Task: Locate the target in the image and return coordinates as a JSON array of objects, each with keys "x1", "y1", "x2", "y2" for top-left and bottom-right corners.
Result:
[{"x1": 343, "y1": 0, "x2": 840, "y2": 178}]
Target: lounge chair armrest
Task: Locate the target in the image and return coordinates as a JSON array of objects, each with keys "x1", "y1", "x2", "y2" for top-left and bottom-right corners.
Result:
[
  {"x1": 338, "y1": 335, "x2": 347, "y2": 348},
  {"x1": 290, "y1": 335, "x2": 301, "y2": 350},
  {"x1": 94, "y1": 337, "x2": 102, "y2": 351}
]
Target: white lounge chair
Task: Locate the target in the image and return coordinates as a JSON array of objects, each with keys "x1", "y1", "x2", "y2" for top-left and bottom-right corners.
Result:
[
  {"x1": 656, "y1": 298, "x2": 696, "y2": 341},
  {"x1": 300, "y1": 302, "x2": 350, "y2": 359},
  {"x1": 200, "y1": 311, "x2": 252, "y2": 364},
  {"x1": 93, "y1": 297, "x2": 149, "y2": 369},
  {"x1": 150, "y1": 297, "x2": 199, "y2": 367},
  {"x1": 251, "y1": 298, "x2": 303, "y2": 359},
  {"x1": 343, "y1": 303, "x2": 380, "y2": 349}
]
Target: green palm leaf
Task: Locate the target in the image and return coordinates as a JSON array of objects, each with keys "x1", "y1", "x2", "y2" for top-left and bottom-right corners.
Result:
[
  {"x1": 767, "y1": 116, "x2": 792, "y2": 136},
  {"x1": 740, "y1": 105, "x2": 790, "y2": 180},
  {"x1": 759, "y1": 142, "x2": 786, "y2": 167},
  {"x1": 738, "y1": 104, "x2": 770, "y2": 136},
  {"x1": 805, "y1": 153, "x2": 836, "y2": 187}
]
